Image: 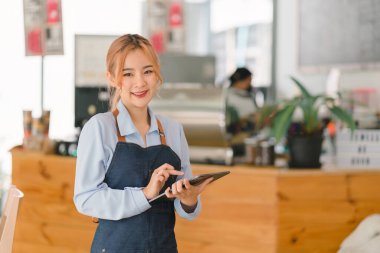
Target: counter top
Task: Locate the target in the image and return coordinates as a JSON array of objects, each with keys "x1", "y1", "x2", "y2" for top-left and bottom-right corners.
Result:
[{"x1": 10, "y1": 149, "x2": 380, "y2": 253}]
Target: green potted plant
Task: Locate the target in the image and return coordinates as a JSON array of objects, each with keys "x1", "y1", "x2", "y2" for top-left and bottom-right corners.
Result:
[{"x1": 261, "y1": 76, "x2": 356, "y2": 168}]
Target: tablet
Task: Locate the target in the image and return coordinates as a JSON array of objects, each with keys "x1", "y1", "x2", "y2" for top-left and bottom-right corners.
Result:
[
  {"x1": 148, "y1": 171, "x2": 230, "y2": 203},
  {"x1": 188, "y1": 171, "x2": 230, "y2": 186}
]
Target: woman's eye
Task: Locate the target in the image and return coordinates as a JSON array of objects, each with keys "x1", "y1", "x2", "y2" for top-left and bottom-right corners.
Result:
[
  {"x1": 144, "y1": 70, "x2": 153, "y2": 75},
  {"x1": 123, "y1": 72, "x2": 133, "y2": 77}
]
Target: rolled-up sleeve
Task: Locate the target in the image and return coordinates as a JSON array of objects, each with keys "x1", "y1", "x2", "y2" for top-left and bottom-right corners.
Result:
[
  {"x1": 174, "y1": 124, "x2": 202, "y2": 220},
  {"x1": 73, "y1": 117, "x2": 151, "y2": 220}
]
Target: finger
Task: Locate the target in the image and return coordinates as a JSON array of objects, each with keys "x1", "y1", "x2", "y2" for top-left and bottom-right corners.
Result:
[
  {"x1": 162, "y1": 166, "x2": 180, "y2": 172},
  {"x1": 153, "y1": 164, "x2": 173, "y2": 175},
  {"x1": 176, "y1": 180, "x2": 184, "y2": 193},
  {"x1": 167, "y1": 170, "x2": 184, "y2": 176},
  {"x1": 160, "y1": 163, "x2": 174, "y2": 171},
  {"x1": 165, "y1": 187, "x2": 174, "y2": 198},
  {"x1": 156, "y1": 169, "x2": 166, "y2": 176},
  {"x1": 153, "y1": 167, "x2": 161, "y2": 174},
  {"x1": 171, "y1": 183, "x2": 178, "y2": 195},
  {"x1": 157, "y1": 175, "x2": 165, "y2": 183},
  {"x1": 198, "y1": 178, "x2": 213, "y2": 192},
  {"x1": 161, "y1": 171, "x2": 170, "y2": 181},
  {"x1": 183, "y1": 179, "x2": 191, "y2": 189}
]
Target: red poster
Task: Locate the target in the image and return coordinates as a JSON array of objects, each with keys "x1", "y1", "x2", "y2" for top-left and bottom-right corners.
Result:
[
  {"x1": 150, "y1": 32, "x2": 165, "y2": 53},
  {"x1": 169, "y1": 2, "x2": 182, "y2": 27},
  {"x1": 27, "y1": 28, "x2": 42, "y2": 54},
  {"x1": 47, "y1": 0, "x2": 60, "y2": 24}
]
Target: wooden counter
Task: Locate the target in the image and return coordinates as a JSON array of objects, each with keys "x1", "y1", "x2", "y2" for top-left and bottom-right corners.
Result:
[{"x1": 11, "y1": 149, "x2": 380, "y2": 252}]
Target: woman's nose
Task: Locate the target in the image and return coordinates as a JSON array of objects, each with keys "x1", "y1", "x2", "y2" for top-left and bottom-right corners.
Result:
[{"x1": 134, "y1": 73, "x2": 147, "y2": 87}]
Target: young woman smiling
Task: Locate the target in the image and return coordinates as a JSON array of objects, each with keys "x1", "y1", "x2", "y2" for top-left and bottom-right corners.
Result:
[{"x1": 74, "y1": 34, "x2": 212, "y2": 253}]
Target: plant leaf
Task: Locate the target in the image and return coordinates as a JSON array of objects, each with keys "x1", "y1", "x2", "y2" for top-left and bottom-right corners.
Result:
[
  {"x1": 330, "y1": 106, "x2": 356, "y2": 131},
  {"x1": 290, "y1": 76, "x2": 311, "y2": 98},
  {"x1": 299, "y1": 95, "x2": 321, "y2": 133},
  {"x1": 305, "y1": 109, "x2": 319, "y2": 133},
  {"x1": 255, "y1": 103, "x2": 279, "y2": 129},
  {"x1": 272, "y1": 101, "x2": 297, "y2": 142}
]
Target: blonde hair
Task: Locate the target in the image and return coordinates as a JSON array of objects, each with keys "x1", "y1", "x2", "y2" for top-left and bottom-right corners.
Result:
[{"x1": 106, "y1": 34, "x2": 163, "y2": 111}]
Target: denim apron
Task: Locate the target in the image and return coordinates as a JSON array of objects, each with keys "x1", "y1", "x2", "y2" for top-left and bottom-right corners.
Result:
[{"x1": 91, "y1": 109, "x2": 181, "y2": 253}]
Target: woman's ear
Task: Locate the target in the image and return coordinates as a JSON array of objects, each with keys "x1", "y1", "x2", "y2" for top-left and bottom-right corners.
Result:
[{"x1": 107, "y1": 71, "x2": 118, "y2": 88}]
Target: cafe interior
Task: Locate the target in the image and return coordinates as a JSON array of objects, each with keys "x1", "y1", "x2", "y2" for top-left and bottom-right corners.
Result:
[{"x1": 0, "y1": 0, "x2": 380, "y2": 252}]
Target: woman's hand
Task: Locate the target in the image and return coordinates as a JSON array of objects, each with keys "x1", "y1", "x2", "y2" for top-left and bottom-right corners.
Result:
[
  {"x1": 143, "y1": 163, "x2": 184, "y2": 200},
  {"x1": 165, "y1": 177, "x2": 213, "y2": 208}
]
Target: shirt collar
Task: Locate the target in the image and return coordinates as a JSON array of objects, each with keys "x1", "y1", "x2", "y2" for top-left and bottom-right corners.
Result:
[{"x1": 116, "y1": 100, "x2": 159, "y2": 136}]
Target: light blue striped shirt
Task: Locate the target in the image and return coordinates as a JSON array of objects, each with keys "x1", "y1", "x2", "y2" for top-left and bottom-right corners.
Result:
[{"x1": 74, "y1": 100, "x2": 201, "y2": 221}]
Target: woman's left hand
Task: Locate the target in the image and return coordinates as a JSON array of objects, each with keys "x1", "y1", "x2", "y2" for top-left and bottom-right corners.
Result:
[{"x1": 164, "y1": 178, "x2": 213, "y2": 207}]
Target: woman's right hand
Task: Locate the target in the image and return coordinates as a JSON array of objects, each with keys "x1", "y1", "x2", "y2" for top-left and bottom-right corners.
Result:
[{"x1": 143, "y1": 163, "x2": 184, "y2": 200}]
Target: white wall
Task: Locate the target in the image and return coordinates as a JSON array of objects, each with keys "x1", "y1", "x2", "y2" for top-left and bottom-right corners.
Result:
[
  {"x1": 0, "y1": 0, "x2": 143, "y2": 149},
  {"x1": 276, "y1": 0, "x2": 380, "y2": 99}
]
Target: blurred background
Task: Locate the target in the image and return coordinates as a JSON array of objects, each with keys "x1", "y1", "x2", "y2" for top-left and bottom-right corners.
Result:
[
  {"x1": 1, "y1": 0, "x2": 379, "y2": 165},
  {"x1": 1, "y1": 0, "x2": 380, "y2": 252}
]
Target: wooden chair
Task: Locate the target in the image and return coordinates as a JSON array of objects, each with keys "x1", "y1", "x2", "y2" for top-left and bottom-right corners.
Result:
[{"x1": 0, "y1": 185, "x2": 24, "y2": 253}]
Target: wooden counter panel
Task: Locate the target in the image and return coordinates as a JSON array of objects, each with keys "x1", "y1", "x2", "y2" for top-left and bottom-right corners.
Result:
[
  {"x1": 275, "y1": 170, "x2": 380, "y2": 252},
  {"x1": 11, "y1": 151, "x2": 92, "y2": 253},
  {"x1": 17, "y1": 201, "x2": 93, "y2": 227},
  {"x1": 277, "y1": 173, "x2": 348, "y2": 201},
  {"x1": 10, "y1": 183, "x2": 73, "y2": 203},
  {"x1": 355, "y1": 201, "x2": 380, "y2": 218},
  {"x1": 279, "y1": 201, "x2": 356, "y2": 225},
  {"x1": 198, "y1": 201, "x2": 277, "y2": 224},
  {"x1": 278, "y1": 201, "x2": 355, "y2": 253},
  {"x1": 177, "y1": 239, "x2": 275, "y2": 253},
  {"x1": 176, "y1": 219, "x2": 276, "y2": 253},
  {"x1": 192, "y1": 165, "x2": 278, "y2": 203},
  {"x1": 278, "y1": 224, "x2": 353, "y2": 253},
  {"x1": 347, "y1": 172, "x2": 380, "y2": 200},
  {"x1": 175, "y1": 166, "x2": 278, "y2": 253},
  {"x1": 14, "y1": 221, "x2": 94, "y2": 252},
  {"x1": 12, "y1": 152, "x2": 75, "y2": 203},
  {"x1": 13, "y1": 242, "x2": 85, "y2": 253}
]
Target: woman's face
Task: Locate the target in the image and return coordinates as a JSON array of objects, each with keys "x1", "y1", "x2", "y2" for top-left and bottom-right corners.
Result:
[
  {"x1": 119, "y1": 49, "x2": 159, "y2": 110},
  {"x1": 235, "y1": 76, "x2": 252, "y2": 91}
]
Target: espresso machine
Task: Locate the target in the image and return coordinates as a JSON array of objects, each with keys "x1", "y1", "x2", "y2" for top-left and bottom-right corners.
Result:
[
  {"x1": 150, "y1": 85, "x2": 233, "y2": 165},
  {"x1": 150, "y1": 53, "x2": 233, "y2": 165}
]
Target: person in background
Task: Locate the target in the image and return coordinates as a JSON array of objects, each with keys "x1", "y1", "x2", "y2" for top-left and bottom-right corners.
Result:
[
  {"x1": 73, "y1": 34, "x2": 212, "y2": 253},
  {"x1": 226, "y1": 67, "x2": 257, "y2": 156}
]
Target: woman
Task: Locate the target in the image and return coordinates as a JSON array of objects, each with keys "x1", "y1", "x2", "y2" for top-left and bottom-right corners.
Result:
[
  {"x1": 74, "y1": 34, "x2": 211, "y2": 253},
  {"x1": 226, "y1": 67, "x2": 257, "y2": 155}
]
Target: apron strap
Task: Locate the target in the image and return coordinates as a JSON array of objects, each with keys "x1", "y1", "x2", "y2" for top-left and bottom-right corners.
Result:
[
  {"x1": 156, "y1": 119, "x2": 167, "y2": 145},
  {"x1": 112, "y1": 109, "x2": 126, "y2": 143},
  {"x1": 112, "y1": 108, "x2": 167, "y2": 145}
]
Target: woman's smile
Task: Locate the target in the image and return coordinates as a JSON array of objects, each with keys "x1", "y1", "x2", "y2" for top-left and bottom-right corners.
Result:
[{"x1": 131, "y1": 90, "x2": 148, "y2": 98}]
